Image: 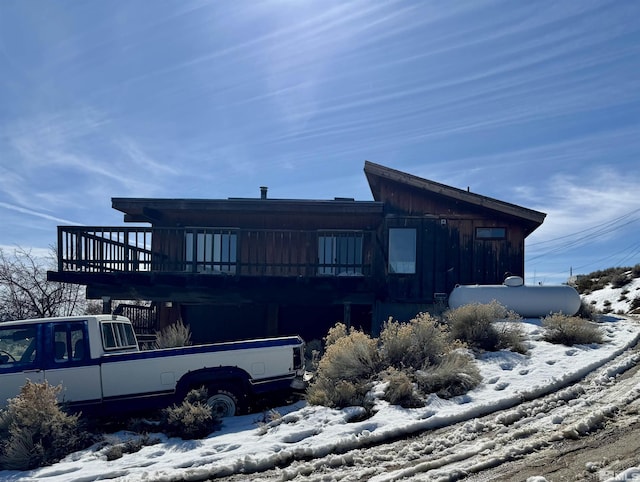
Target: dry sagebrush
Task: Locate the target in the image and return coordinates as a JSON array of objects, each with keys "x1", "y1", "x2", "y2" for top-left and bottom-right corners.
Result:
[
  {"x1": 415, "y1": 351, "x2": 482, "y2": 399},
  {"x1": 0, "y1": 381, "x2": 91, "y2": 470},
  {"x1": 542, "y1": 313, "x2": 604, "y2": 346},
  {"x1": 154, "y1": 319, "x2": 192, "y2": 348},
  {"x1": 379, "y1": 312, "x2": 449, "y2": 370},
  {"x1": 306, "y1": 327, "x2": 379, "y2": 408},
  {"x1": 160, "y1": 387, "x2": 219, "y2": 439},
  {"x1": 445, "y1": 301, "x2": 525, "y2": 353}
]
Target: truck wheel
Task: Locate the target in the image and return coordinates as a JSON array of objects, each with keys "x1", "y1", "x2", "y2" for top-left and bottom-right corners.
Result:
[{"x1": 206, "y1": 387, "x2": 242, "y2": 418}]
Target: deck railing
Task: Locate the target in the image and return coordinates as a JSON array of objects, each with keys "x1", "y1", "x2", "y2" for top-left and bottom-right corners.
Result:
[
  {"x1": 57, "y1": 226, "x2": 373, "y2": 277},
  {"x1": 113, "y1": 303, "x2": 158, "y2": 334}
]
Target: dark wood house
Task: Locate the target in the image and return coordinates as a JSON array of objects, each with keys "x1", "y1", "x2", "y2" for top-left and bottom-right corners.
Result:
[{"x1": 48, "y1": 162, "x2": 545, "y2": 343}]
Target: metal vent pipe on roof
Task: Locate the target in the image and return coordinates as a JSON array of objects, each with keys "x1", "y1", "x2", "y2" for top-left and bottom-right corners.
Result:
[{"x1": 260, "y1": 186, "x2": 268, "y2": 199}]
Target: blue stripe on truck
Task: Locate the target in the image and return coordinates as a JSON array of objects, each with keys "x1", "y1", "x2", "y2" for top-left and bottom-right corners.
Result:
[{"x1": 100, "y1": 335, "x2": 304, "y2": 364}]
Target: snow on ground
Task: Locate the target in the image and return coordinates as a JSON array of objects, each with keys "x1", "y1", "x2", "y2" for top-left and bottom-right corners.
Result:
[
  {"x1": 582, "y1": 277, "x2": 640, "y2": 314},
  {"x1": 2, "y1": 316, "x2": 640, "y2": 482}
]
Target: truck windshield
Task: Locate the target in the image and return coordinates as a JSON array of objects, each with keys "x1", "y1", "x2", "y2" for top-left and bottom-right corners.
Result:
[{"x1": 0, "y1": 326, "x2": 37, "y2": 366}]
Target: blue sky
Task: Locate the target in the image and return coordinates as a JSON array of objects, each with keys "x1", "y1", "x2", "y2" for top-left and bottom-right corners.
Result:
[{"x1": 1, "y1": 0, "x2": 639, "y2": 284}]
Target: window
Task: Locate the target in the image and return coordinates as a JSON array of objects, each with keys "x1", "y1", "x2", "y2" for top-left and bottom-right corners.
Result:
[
  {"x1": 318, "y1": 232, "x2": 363, "y2": 275},
  {"x1": 53, "y1": 323, "x2": 86, "y2": 363},
  {"x1": 0, "y1": 326, "x2": 37, "y2": 366},
  {"x1": 185, "y1": 229, "x2": 237, "y2": 273},
  {"x1": 389, "y1": 228, "x2": 416, "y2": 274},
  {"x1": 101, "y1": 322, "x2": 138, "y2": 351},
  {"x1": 54, "y1": 326, "x2": 69, "y2": 361},
  {"x1": 476, "y1": 227, "x2": 506, "y2": 240}
]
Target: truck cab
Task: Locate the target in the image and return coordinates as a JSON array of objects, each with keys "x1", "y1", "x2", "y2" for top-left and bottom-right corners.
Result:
[{"x1": 0, "y1": 315, "x2": 137, "y2": 407}]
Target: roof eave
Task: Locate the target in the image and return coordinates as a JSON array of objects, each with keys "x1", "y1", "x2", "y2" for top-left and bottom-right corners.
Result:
[{"x1": 364, "y1": 161, "x2": 546, "y2": 226}]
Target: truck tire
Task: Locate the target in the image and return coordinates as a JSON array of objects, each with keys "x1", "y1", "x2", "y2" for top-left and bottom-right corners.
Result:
[{"x1": 206, "y1": 386, "x2": 244, "y2": 418}]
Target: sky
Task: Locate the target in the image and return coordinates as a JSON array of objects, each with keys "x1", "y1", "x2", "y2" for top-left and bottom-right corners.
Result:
[
  {"x1": 2, "y1": 311, "x2": 639, "y2": 481},
  {"x1": 1, "y1": 0, "x2": 639, "y2": 284}
]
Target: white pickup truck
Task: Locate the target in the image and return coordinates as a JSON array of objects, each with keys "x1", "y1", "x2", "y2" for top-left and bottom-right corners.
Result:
[{"x1": 0, "y1": 314, "x2": 306, "y2": 417}]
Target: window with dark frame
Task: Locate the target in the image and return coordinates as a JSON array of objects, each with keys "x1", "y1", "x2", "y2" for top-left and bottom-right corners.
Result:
[
  {"x1": 0, "y1": 326, "x2": 37, "y2": 366},
  {"x1": 317, "y1": 231, "x2": 363, "y2": 275},
  {"x1": 475, "y1": 227, "x2": 506, "y2": 240},
  {"x1": 53, "y1": 323, "x2": 86, "y2": 363},
  {"x1": 388, "y1": 228, "x2": 417, "y2": 274},
  {"x1": 101, "y1": 321, "x2": 138, "y2": 351},
  {"x1": 185, "y1": 229, "x2": 237, "y2": 273}
]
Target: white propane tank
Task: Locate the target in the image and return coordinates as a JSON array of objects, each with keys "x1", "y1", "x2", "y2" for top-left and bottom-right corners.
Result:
[{"x1": 448, "y1": 277, "x2": 581, "y2": 318}]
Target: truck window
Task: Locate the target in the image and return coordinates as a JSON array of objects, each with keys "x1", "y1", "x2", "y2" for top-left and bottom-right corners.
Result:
[
  {"x1": 0, "y1": 326, "x2": 37, "y2": 368},
  {"x1": 53, "y1": 323, "x2": 87, "y2": 364},
  {"x1": 101, "y1": 322, "x2": 137, "y2": 350},
  {"x1": 54, "y1": 326, "x2": 69, "y2": 361}
]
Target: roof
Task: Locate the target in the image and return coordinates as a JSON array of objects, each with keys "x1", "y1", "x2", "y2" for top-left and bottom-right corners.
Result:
[
  {"x1": 112, "y1": 197, "x2": 384, "y2": 223},
  {"x1": 364, "y1": 161, "x2": 546, "y2": 226},
  {"x1": 112, "y1": 162, "x2": 545, "y2": 228}
]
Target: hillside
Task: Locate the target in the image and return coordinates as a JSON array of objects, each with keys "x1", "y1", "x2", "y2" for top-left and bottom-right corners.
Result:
[{"x1": 574, "y1": 264, "x2": 640, "y2": 315}]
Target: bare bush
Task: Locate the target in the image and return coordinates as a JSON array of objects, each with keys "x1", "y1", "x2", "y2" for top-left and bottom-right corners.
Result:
[
  {"x1": 307, "y1": 328, "x2": 379, "y2": 409},
  {"x1": 103, "y1": 434, "x2": 161, "y2": 461},
  {"x1": 576, "y1": 298, "x2": 598, "y2": 320},
  {"x1": 495, "y1": 322, "x2": 529, "y2": 354},
  {"x1": 415, "y1": 351, "x2": 482, "y2": 399},
  {"x1": 306, "y1": 377, "x2": 370, "y2": 409},
  {"x1": 380, "y1": 313, "x2": 449, "y2": 369},
  {"x1": 382, "y1": 368, "x2": 423, "y2": 408},
  {"x1": 610, "y1": 272, "x2": 629, "y2": 289},
  {"x1": 316, "y1": 329, "x2": 379, "y2": 382},
  {"x1": 308, "y1": 312, "x2": 486, "y2": 409},
  {"x1": 542, "y1": 313, "x2": 604, "y2": 346},
  {"x1": 154, "y1": 319, "x2": 192, "y2": 348},
  {"x1": 324, "y1": 322, "x2": 349, "y2": 348},
  {"x1": 0, "y1": 381, "x2": 91, "y2": 470},
  {"x1": 160, "y1": 388, "x2": 218, "y2": 439},
  {"x1": 446, "y1": 301, "x2": 521, "y2": 352}
]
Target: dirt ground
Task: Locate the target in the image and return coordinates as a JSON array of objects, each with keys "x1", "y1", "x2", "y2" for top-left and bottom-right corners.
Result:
[
  {"x1": 466, "y1": 418, "x2": 640, "y2": 481},
  {"x1": 465, "y1": 361, "x2": 640, "y2": 482}
]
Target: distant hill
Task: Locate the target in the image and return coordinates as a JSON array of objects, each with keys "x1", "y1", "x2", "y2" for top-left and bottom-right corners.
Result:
[{"x1": 574, "y1": 265, "x2": 640, "y2": 315}]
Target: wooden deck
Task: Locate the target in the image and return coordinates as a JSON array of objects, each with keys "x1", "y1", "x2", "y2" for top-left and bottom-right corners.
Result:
[{"x1": 56, "y1": 226, "x2": 374, "y2": 278}]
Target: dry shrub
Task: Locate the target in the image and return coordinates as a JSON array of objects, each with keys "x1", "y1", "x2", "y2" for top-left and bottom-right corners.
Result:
[
  {"x1": 495, "y1": 322, "x2": 528, "y2": 354},
  {"x1": 576, "y1": 299, "x2": 598, "y2": 320},
  {"x1": 307, "y1": 327, "x2": 379, "y2": 409},
  {"x1": 380, "y1": 313, "x2": 449, "y2": 370},
  {"x1": 382, "y1": 368, "x2": 423, "y2": 408},
  {"x1": 306, "y1": 377, "x2": 370, "y2": 409},
  {"x1": 160, "y1": 388, "x2": 218, "y2": 439},
  {"x1": 446, "y1": 301, "x2": 521, "y2": 352},
  {"x1": 308, "y1": 314, "x2": 487, "y2": 409},
  {"x1": 542, "y1": 313, "x2": 604, "y2": 346},
  {"x1": 155, "y1": 319, "x2": 192, "y2": 349},
  {"x1": 610, "y1": 272, "x2": 629, "y2": 289},
  {"x1": 324, "y1": 322, "x2": 349, "y2": 348},
  {"x1": 305, "y1": 339, "x2": 323, "y2": 371},
  {"x1": 316, "y1": 328, "x2": 379, "y2": 382},
  {"x1": 103, "y1": 434, "x2": 161, "y2": 461},
  {"x1": 415, "y1": 351, "x2": 481, "y2": 399},
  {"x1": 0, "y1": 380, "x2": 91, "y2": 470}
]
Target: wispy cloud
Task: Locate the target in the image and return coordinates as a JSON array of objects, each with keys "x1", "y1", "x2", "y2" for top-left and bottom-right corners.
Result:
[
  {"x1": 526, "y1": 170, "x2": 640, "y2": 243},
  {"x1": 115, "y1": 138, "x2": 180, "y2": 176},
  {"x1": 523, "y1": 168, "x2": 640, "y2": 281},
  {"x1": 0, "y1": 201, "x2": 80, "y2": 225}
]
